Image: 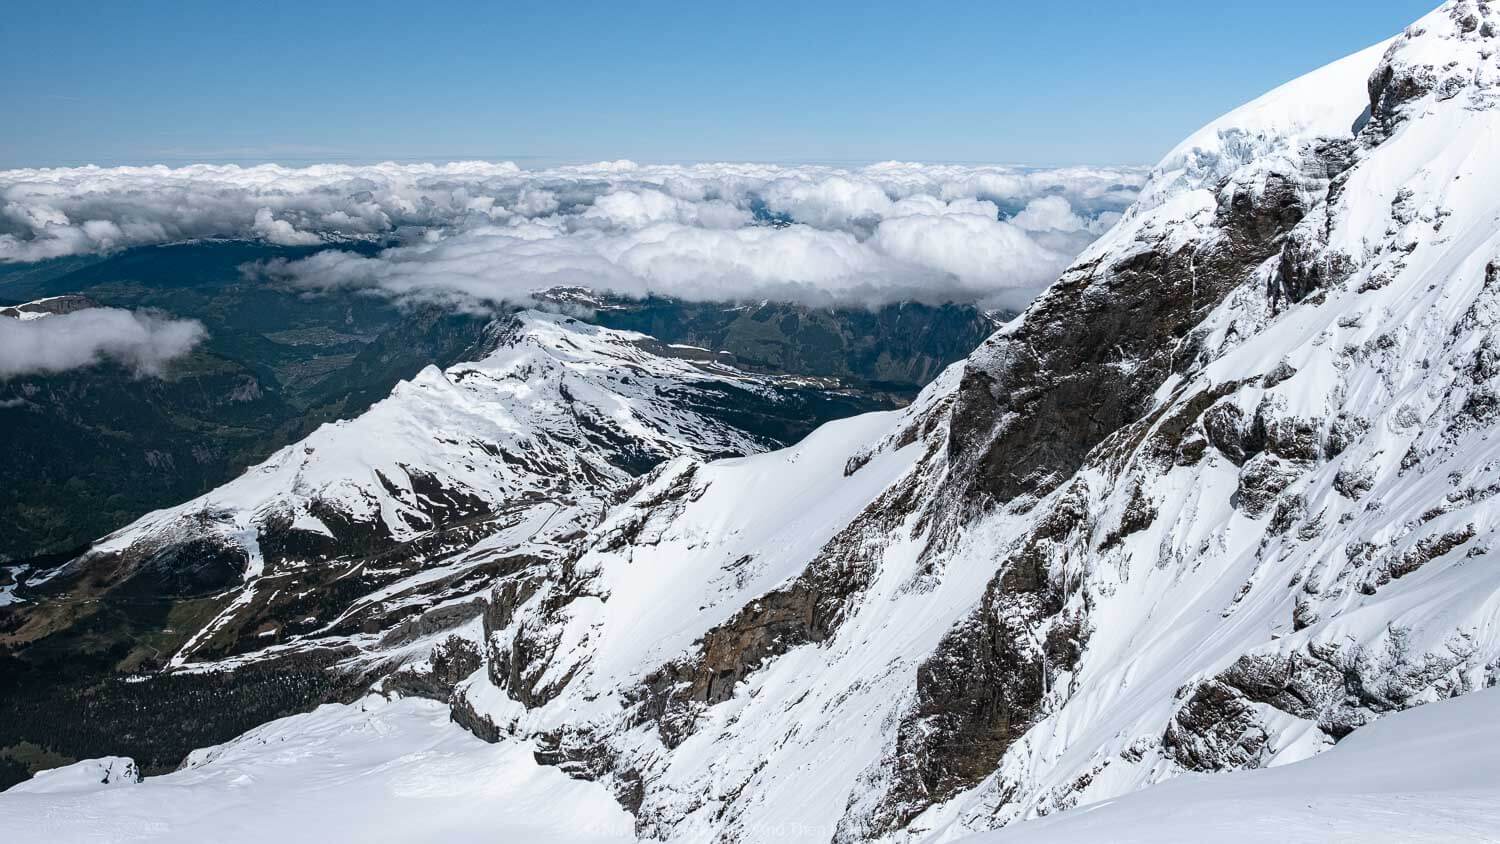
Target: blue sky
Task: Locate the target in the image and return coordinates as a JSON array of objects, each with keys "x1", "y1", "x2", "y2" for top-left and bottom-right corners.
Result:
[{"x1": 0, "y1": 0, "x2": 1436, "y2": 169}]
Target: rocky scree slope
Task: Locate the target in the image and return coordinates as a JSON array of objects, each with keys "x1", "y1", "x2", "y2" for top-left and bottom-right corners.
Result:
[{"x1": 441, "y1": 4, "x2": 1500, "y2": 841}]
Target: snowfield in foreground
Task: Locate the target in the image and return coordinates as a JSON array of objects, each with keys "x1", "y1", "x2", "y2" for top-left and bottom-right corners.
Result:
[
  {"x1": 970, "y1": 686, "x2": 1500, "y2": 843},
  {"x1": 1, "y1": 696, "x2": 634, "y2": 843},
  {"x1": 6, "y1": 687, "x2": 1498, "y2": 843}
]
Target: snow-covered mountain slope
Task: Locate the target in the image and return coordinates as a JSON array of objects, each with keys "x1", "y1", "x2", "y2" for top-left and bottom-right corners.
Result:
[
  {"x1": 8, "y1": 3, "x2": 1500, "y2": 842},
  {"x1": 436, "y1": 3, "x2": 1500, "y2": 840},
  {"x1": 965, "y1": 686, "x2": 1500, "y2": 843},
  {"x1": 6, "y1": 310, "x2": 826, "y2": 674},
  {"x1": 17, "y1": 683, "x2": 1496, "y2": 844}
]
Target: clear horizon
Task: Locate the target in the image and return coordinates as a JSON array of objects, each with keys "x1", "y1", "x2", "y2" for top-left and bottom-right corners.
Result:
[{"x1": 1, "y1": 0, "x2": 1436, "y2": 170}]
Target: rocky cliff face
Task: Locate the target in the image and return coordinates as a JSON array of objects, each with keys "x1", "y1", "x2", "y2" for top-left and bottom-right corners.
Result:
[{"x1": 437, "y1": 3, "x2": 1500, "y2": 840}]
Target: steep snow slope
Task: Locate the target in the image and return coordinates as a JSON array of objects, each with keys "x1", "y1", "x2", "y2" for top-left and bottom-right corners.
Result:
[
  {"x1": 449, "y1": 363, "x2": 965, "y2": 839},
  {"x1": 966, "y1": 686, "x2": 1500, "y2": 843}
]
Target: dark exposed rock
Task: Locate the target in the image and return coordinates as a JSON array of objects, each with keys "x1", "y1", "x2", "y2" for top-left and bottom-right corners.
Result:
[
  {"x1": 1164, "y1": 649, "x2": 1350, "y2": 771},
  {"x1": 1233, "y1": 454, "x2": 1303, "y2": 517},
  {"x1": 1333, "y1": 464, "x2": 1377, "y2": 500},
  {"x1": 849, "y1": 483, "x2": 1087, "y2": 837},
  {"x1": 1138, "y1": 381, "x2": 1247, "y2": 469},
  {"x1": 627, "y1": 471, "x2": 915, "y2": 747},
  {"x1": 382, "y1": 634, "x2": 483, "y2": 701},
  {"x1": 1262, "y1": 361, "x2": 1298, "y2": 388},
  {"x1": 1100, "y1": 483, "x2": 1157, "y2": 550},
  {"x1": 0, "y1": 294, "x2": 101, "y2": 319},
  {"x1": 1384, "y1": 525, "x2": 1476, "y2": 583},
  {"x1": 594, "y1": 463, "x2": 700, "y2": 553},
  {"x1": 945, "y1": 123, "x2": 1358, "y2": 517},
  {"x1": 450, "y1": 686, "x2": 503, "y2": 743},
  {"x1": 1162, "y1": 621, "x2": 1482, "y2": 774},
  {"x1": 1259, "y1": 405, "x2": 1322, "y2": 462},
  {"x1": 487, "y1": 569, "x2": 570, "y2": 710},
  {"x1": 1163, "y1": 679, "x2": 1271, "y2": 771},
  {"x1": 378, "y1": 600, "x2": 486, "y2": 650},
  {"x1": 118, "y1": 536, "x2": 250, "y2": 599},
  {"x1": 1325, "y1": 414, "x2": 1371, "y2": 458},
  {"x1": 1268, "y1": 493, "x2": 1307, "y2": 536},
  {"x1": 533, "y1": 724, "x2": 650, "y2": 820},
  {"x1": 1203, "y1": 401, "x2": 1255, "y2": 465}
]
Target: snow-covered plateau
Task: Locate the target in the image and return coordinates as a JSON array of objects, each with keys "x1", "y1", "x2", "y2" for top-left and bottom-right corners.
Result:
[{"x1": 7, "y1": 1, "x2": 1500, "y2": 841}]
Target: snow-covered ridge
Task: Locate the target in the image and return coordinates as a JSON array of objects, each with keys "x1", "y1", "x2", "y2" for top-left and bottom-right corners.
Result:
[
  {"x1": 14, "y1": 684, "x2": 1497, "y2": 842},
  {"x1": 1129, "y1": 37, "x2": 1394, "y2": 214},
  {"x1": 86, "y1": 310, "x2": 768, "y2": 557},
  {"x1": 917, "y1": 0, "x2": 1500, "y2": 833},
  {"x1": 31, "y1": 310, "x2": 801, "y2": 669},
  {"x1": 0, "y1": 696, "x2": 636, "y2": 843}
]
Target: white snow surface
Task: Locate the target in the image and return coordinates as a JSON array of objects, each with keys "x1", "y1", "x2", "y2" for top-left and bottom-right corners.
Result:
[
  {"x1": 1129, "y1": 37, "x2": 1393, "y2": 214},
  {"x1": 8, "y1": 756, "x2": 140, "y2": 793},
  {"x1": 0, "y1": 696, "x2": 635, "y2": 843},
  {"x1": 965, "y1": 687, "x2": 1500, "y2": 843},
  {"x1": 9, "y1": 686, "x2": 1500, "y2": 842},
  {"x1": 464, "y1": 4, "x2": 1500, "y2": 840}
]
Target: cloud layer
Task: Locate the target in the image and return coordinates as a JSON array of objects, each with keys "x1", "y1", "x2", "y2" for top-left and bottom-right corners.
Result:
[
  {"x1": 0, "y1": 160, "x2": 1146, "y2": 307},
  {"x1": 0, "y1": 308, "x2": 206, "y2": 378}
]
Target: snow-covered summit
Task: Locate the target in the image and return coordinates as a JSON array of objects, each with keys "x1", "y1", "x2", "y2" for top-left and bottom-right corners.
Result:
[{"x1": 1129, "y1": 38, "x2": 1393, "y2": 215}]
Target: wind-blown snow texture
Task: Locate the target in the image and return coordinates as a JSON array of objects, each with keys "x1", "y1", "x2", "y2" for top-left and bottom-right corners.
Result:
[
  {"x1": 1, "y1": 696, "x2": 635, "y2": 843},
  {"x1": 966, "y1": 686, "x2": 1500, "y2": 842},
  {"x1": 8, "y1": 2, "x2": 1500, "y2": 841},
  {"x1": 13, "y1": 685, "x2": 1497, "y2": 842}
]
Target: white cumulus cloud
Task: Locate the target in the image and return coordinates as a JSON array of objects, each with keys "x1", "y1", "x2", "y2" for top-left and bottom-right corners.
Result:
[
  {"x1": 0, "y1": 307, "x2": 207, "y2": 378},
  {"x1": 252, "y1": 207, "x2": 323, "y2": 246}
]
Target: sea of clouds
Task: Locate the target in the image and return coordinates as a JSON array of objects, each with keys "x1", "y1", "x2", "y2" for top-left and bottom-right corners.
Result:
[{"x1": 0, "y1": 160, "x2": 1145, "y2": 311}]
